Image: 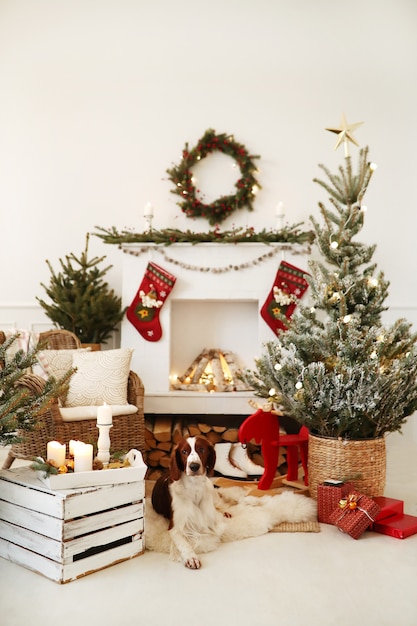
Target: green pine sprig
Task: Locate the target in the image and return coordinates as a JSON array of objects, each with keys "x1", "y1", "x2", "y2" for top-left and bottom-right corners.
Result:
[{"x1": 93, "y1": 224, "x2": 315, "y2": 247}]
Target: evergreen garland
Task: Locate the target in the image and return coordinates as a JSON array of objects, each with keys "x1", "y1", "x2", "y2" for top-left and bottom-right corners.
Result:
[
  {"x1": 93, "y1": 224, "x2": 315, "y2": 246},
  {"x1": 166, "y1": 128, "x2": 261, "y2": 225}
]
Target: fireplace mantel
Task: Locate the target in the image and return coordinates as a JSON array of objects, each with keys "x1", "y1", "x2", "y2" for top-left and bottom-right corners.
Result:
[{"x1": 120, "y1": 242, "x2": 310, "y2": 415}]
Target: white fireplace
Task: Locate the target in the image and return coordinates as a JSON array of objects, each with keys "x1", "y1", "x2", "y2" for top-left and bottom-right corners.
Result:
[{"x1": 120, "y1": 243, "x2": 310, "y2": 414}]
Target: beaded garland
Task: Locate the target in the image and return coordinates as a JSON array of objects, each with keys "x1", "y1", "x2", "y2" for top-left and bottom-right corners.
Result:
[
  {"x1": 166, "y1": 129, "x2": 261, "y2": 226},
  {"x1": 120, "y1": 243, "x2": 308, "y2": 274}
]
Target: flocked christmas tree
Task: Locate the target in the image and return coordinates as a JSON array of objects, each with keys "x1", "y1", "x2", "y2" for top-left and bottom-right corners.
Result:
[
  {"x1": 37, "y1": 234, "x2": 125, "y2": 345},
  {"x1": 0, "y1": 335, "x2": 71, "y2": 445},
  {"x1": 242, "y1": 135, "x2": 417, "y2": 439}
]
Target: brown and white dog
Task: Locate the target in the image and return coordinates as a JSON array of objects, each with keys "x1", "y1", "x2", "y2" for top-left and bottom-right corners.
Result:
[{"x1": 151, "y1": 436, "x2": 229, "y2": 569}]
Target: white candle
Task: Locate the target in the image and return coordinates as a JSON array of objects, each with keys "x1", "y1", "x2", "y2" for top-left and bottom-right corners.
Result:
[
  {"x1": 275, "y1": 201, "x2": 285, "y2": 217},
  {"x1": 97, "y1": 403, "x2": 112, "y2": 426},
  {"x1": 144, "y1": 201, "x2": 154, "y2": 217},
  {"x1": 275, "y1": 201, "x2": 285, "y2": 229},
  {"x1": 47, "y1": 441, "x2": 66, "y2": 467},
  {"x1": 69, "y1": 439, "x2": 83, "y2": 456},
  {"x1": 74, "y1": 443, "x2": 93, "y2": 473}
]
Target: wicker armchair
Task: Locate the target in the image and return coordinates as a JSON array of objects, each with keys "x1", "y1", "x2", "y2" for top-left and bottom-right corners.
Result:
[{"x1": 1, "y1": 329, "x2": 145, "y2": 469}]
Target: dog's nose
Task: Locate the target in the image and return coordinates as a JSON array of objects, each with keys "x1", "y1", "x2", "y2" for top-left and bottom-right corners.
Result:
[{"x1": 189, "y1": 462, "x2": 201, "y2": 473}]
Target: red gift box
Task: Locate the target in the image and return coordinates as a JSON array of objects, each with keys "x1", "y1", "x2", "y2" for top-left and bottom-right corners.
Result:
[
  {"x1": 372, "y1": 496, "x2": 404, "y2": 523},
  {"x1": 328, "y1": 491, "x2": 381, "y2": 539},
  {"x1": 372, "y1": 513, "x2": 417, "y2": 539},
  {"x1": 317, "y1": 481, "x2": 355, "y2": 524}
]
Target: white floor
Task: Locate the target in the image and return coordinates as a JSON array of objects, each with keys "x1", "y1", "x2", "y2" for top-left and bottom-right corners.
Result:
[{"x1": 1, "y1": 436, "x2": 417, "y2": 626}]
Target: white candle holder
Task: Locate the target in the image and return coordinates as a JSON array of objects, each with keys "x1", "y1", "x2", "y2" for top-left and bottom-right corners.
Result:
[
  {"x1": 96, "y1": 424, "x2": 113, "y2": 466},
  {"x1": 144, "y1": 213, "x2": 153, "y2": 232}
]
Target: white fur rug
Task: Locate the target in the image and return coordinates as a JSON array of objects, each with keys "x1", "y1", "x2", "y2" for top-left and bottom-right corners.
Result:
[{"x1": 145, "y1": 487, "x2": 318, "y2": 556}]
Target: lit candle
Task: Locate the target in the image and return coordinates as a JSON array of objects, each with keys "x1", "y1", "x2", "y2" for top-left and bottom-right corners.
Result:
[
  {"x1": 144, "y1": 201, "x2": 154, "y2": 217},
  {"x1": 74, "y1": 443, "x2": 93, "y2": 473},
  {"x1": 97, "y1": 403, "x2": 112, "y2": 426},
  {"x1": 69, "y1": 439, "x2": 83, "y2": 456},
  {"x1": 275, "y1": 202, "x2": 285, "y2": 229},
  {"x1": 47, "y1": 441, "x2": 66, "y2": 467}
]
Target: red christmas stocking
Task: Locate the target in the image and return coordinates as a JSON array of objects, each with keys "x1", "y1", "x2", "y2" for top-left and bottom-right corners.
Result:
[
  {"x1": 261, "y1": 261, "x2": 309, "y2": 335},
  {"x1": 127, "y1": 262, "x2": 176, "y2": 342}
]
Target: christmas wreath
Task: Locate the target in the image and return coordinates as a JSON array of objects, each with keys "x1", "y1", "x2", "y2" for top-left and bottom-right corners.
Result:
[{"x1": 166, "y1": 128, "x2": 261, "y2": 226}]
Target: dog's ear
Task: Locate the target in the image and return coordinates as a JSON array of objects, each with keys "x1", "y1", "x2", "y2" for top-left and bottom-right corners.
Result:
[
  {"x1": 170, "y1": 441, "x2": 184, "y2": 481},
  {"x1": 206, "y1": 442, "x2": 216, "y2": 476}
]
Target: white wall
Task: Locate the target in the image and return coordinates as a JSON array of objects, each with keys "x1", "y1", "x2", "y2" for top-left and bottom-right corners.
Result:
[{"x1": 1, "y1": 0, "x2": 416, "y2": 438}]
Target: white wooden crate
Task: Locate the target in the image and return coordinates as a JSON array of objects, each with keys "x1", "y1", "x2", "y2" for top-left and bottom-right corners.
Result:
[{"x1": 0, "y1": 467, "x2": 145, "y2": 583}]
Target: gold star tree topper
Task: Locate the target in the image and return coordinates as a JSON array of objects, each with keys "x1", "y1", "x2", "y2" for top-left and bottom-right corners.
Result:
[{"x1": 326, "y1": 113, "x2": 364, "y2": 157}]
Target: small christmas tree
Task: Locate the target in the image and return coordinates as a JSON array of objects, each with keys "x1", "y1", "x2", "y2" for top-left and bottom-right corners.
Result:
[
  {"x1": 0, "y1": 335, "x2": 71, "y2": 445},
  {"x1": 37, "y1": 234, "x2": 125, "y2": 344},
  {"x1": 242, "y1": 144, "x2": 417, "y2": 439}
]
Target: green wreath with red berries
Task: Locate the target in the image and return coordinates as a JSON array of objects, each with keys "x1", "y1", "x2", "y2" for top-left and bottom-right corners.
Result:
[{"x1": 166, "y1": 128, "x2": 261, "y2": 226}]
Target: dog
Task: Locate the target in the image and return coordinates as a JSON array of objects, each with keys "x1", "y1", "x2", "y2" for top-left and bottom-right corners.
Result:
[{"x1": 151, "y1": 436, "x2": 230, "y2": 569}]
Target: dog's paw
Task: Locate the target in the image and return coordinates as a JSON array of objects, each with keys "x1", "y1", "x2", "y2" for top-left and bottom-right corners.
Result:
[
  {"x1": 223, "y1": 511, "x2": 232, "y2": 518},
  {"x1": 185, "y1": 557, "x2": 201, "y2": 569}
]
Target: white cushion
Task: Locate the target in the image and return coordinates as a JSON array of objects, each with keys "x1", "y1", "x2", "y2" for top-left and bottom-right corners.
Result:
[
  {"x1": 36, "y1": 348, "x2": 91, "y2": 381},
  {"x1": 65, "y1": 348, "x2": 133, "y2": 407},
  {"x1": 59, "y1": 404, "x2": 138, "y2": 422}
]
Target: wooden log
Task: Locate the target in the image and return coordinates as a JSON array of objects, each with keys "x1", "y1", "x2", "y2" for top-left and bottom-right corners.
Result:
[
  {"x1": 187, "y1": 423, "x2": 201, "y2": 437},
  {"x1": 177, "y1": 348, "x2": 209, "y2": 383},
  {"x1": 206, "y1": 431, "x2": 223, "y2": 445},
  {"x1": 172, "y1": 419, "x2": 184, "y2": 444},
  {"x1": 212, "y1": 425, "x2": 227, "y2": 433},
  {"x1": 159, "y1": 456, "x2": 171, "y2": 469},
  {"x1": 148, "y1": 449, "x2": 165, "y2": 463},
  {"x1": 222, "y1": 428, "x2": 239, "y2": 443},
  {"x1": 222, "y1": 350, "x2": 250, "y2": 391},
  {"x1": 144, "y1": 423, "x2": 155, "y2": 442},
  {"x1": 210, "y1": 353, "x2": 225, "y2": 391},
  {"x1": 198, "y1": 423, "x2": 212, "y2": 434},
  {"x1": 145, "y1": 437, "x2": 157, "y2": 449},
  {"x1": 153, "y1": 416, "x2": 172, "y2": 442},
  {"x1": 190, "y1": 349, "x2": 212, "y2": 383},
  {"x1": 156, "y1": 441, "x2": 172, "y2": 452},
  {"x1": 146, "y1": 457, "x2": 162, "y2": 468}
]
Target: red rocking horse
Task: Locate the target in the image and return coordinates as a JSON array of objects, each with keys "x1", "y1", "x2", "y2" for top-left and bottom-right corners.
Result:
[{"x1": 238, "y1": 405, "x2": 309, "y2": 490}]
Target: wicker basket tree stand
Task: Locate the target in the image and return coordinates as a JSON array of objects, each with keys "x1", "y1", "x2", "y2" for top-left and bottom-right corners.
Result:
[{"x1": 308, "y1": 434, "x2": 386, "y2": 499}]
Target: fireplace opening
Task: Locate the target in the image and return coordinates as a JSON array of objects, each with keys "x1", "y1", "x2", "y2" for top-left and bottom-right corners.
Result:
[{"x1": 169, "y1": 299, "x2": 259, "y2": 393}]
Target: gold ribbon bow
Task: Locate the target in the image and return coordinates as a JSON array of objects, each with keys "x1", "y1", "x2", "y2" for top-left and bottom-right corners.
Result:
[{"x1": 337, "y1": 493, "x2": 376, "y2": 523}]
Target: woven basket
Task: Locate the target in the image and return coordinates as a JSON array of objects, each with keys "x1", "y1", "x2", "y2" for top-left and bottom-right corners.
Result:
[{"x1": 308, "y1": 434, "x2": 386, "y2": 499}]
